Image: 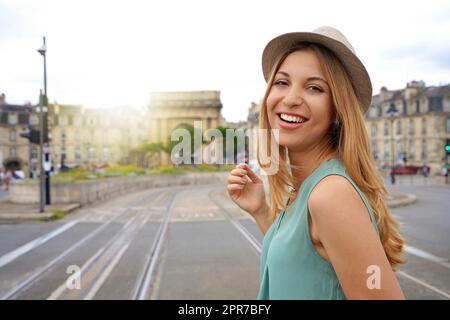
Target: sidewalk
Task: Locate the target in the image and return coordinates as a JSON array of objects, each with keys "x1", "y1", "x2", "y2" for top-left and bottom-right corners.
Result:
[
  {"x1": 0, "y1": 197, "x2": 80, "y2": 220},
  {"x1": 0, "y1": 191, "x2": 415, "y2": 221}
]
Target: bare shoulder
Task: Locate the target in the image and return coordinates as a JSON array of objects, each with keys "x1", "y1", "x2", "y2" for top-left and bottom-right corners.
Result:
[{"x1": 308, "y1": 174, "x2": 368, "y2": 221}]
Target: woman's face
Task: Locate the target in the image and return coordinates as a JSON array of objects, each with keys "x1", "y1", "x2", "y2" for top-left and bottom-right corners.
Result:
[{"x1": 266, "y1": 49, "x2": 334, "y2": 152}]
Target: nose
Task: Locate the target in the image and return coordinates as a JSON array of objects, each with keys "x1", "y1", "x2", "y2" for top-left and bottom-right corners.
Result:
[{"x1": 282, "y1": 88, "x2": 304, "y2": 108}]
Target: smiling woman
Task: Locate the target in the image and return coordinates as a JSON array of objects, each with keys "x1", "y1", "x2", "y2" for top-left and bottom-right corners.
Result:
[{"x1": 227, "y1": 26, "x2": 406, "y2": 300}]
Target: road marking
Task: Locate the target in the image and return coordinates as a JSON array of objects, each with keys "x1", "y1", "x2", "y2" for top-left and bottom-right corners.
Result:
[
  {"x1": 397, "y1": 271, "x2": 450, "y2": 299},
  {"x1": 0, "y1": 220, "x2": 79, "y2": 268},
  {"x1": 83, "y1": 243, "x2": 130, "y2": 300},
  {"x1": 404, "y1": 245, "x2": 450, "y2": 269}
]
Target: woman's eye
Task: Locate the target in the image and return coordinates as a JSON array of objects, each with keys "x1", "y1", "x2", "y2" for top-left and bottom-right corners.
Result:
[
  {"x1": 274, "y1": 80, "x2": 288, "y2": 86},
  {"x1": 309, "y1": 85, "x2": 323, "y2": 92}
]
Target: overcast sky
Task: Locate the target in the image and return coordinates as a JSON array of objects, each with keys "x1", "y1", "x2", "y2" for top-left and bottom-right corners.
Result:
[{"x1": 1, "y1": 0, "x2": 449, "y2": 122}]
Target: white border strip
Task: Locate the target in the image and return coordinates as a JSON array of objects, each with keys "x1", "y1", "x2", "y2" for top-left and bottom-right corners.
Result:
[{"x1": 0, "y1": 220, "x2": 79, "y2": 268}]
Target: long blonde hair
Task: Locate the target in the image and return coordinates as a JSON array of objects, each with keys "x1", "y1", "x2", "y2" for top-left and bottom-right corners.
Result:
[{"x1": 257, "y1": 43, "x2": 405, "y2": 269}]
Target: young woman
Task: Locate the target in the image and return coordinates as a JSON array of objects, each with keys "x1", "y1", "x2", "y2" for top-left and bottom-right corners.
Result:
[{"x1": 227, "y1": 26, "x2": 405, "y2": 299}]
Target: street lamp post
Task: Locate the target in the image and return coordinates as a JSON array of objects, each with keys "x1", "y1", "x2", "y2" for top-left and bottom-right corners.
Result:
[
  {"x1": 38, "y1": 36, "x2": 51, "y2": 206},
  {"x1": 387, "y1": 104, "x2": 399, "y2": 185}
]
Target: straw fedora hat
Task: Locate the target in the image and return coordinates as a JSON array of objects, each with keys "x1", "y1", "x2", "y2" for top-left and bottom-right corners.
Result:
[{"x1": 262, "y1": 26, "x2": 372, "y2": 112}]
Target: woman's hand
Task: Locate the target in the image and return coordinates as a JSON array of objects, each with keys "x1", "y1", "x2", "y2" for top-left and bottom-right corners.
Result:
[{"x1": 227, "y1": 164, "x2": 267, "y2": 220}]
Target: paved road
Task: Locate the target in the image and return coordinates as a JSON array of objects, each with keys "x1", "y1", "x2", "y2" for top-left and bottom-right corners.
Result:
[{"x1": 0, "y1": 182, "x2": 448, "y2": 300}]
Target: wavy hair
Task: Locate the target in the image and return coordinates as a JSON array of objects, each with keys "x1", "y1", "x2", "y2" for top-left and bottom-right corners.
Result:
[{"x1": 257, "y1": 43, "x2": 405, "y2": 269}]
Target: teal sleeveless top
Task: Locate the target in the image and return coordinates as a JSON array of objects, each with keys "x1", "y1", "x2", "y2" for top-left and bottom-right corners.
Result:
[{"x1": 257, "y1": 158, "x2": 380, "y2": 300}]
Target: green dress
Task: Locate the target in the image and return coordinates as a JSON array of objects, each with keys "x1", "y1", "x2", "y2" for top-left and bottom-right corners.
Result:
[{"x1": 258, "y1": 158, "x2": 380, "y2": 300}]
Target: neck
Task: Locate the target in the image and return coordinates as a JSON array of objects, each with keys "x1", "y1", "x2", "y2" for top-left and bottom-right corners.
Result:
[{"x1": 287, "y1": 145, "x2": 338, "y2": 191}]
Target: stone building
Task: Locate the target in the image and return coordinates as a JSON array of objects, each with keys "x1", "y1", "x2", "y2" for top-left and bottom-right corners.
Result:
[
  {"x1": 365, "y1": 81, "x2": 450, "y2": 174},
  {"x1": 49, "y1": 103, "x2": 148, "y2": 169},
  {"x1": 147, "y1": 91, "x2": 225, "y2": 164},
  {"x1": 0, "y1": 94, "x2": 38, "y2": 176},
  {"x1": 0, "y1": 92, "x2": 149, "y2": 176}
]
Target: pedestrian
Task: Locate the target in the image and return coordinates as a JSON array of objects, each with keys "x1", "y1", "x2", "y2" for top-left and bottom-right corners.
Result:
[
  {"x1": 390, "y1": 168, "x2": 396, "y2": 185},
  {"x1": 422, "y1": 164, "x2": 429, "y2": 178},
  {"x1": 227, "y1": 26, "x2": 405, "y2": 299},
  {"x1": 443, "y1": 165, "x2": 449, "y2": 185},
  {"x1": 0, "y1": 167, "x2": 4, "y2": 187},
  {"x1": 4, "y1": 170, "x2": 12, "y2": 191}
]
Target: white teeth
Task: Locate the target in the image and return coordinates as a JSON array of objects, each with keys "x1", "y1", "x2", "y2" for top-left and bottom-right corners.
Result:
[{"x1": 280, "y1": 113, "x2": 306, "y2": 123}]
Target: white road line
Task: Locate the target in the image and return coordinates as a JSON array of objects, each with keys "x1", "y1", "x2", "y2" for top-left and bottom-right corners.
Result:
[
  {"x1": 0, "y1": 220, "x2": 79, "y2": 268},
  {"x1": 46, "y1": 217, "x2": 139, "y2": 300},
  {"x1": 404, "y1": 245, "x2": 450, "y2": 269},
  {"x1": 397, "y1": 271, "x2": 450, "y2": 299},
  {"x1": 47, "y1": 193, "x2": 164, "y2": 300},
  {"x1": 83, "y1": 243, "x2": 131, "y2": 300}
]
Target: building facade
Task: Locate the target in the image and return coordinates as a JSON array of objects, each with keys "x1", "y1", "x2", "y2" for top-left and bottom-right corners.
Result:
[
  {"x1": 0, "y1": 93, "x2": 149, "y2": 176},
  {"x1": 365, "y1": 81, "x2": 450, "y2": 174},
  {"x1": 0, "y1": 94, "x2": 38, "y2": 176},
  {"x1": 147, "y1": 91, "x2": 225, "y2": 164}
]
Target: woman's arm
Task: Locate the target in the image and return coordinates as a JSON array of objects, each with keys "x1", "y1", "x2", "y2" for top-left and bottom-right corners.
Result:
[
  {"x1": 249, "y1": 202, "x2": 272, "y2": 235},
  {"x1": 308, "y1": 175, "x2": 405, "y2": 300}
]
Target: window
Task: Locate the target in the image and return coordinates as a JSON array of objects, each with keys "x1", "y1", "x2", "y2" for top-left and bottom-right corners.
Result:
[
  {"x1": 396, "y1": 121, "x2": 402, "y2": 135},
  {"x1": 0, "y1": 112, "x2": 7, "y2": 124},
  {"x1": 19, "y1": 114, "x2": 29, "y2": 124},
  {"x1": 59, "y1": 115, "x2": 67, "y2": 126},
  {"x1": 396, "y1": 141, "x2": 402, "y2": 155},
  {"x1": 371, "y1": 123, "x2": 377, "y2": 136},
  {"x1": 371, "y1": 141, "x2": 377, "y2": 154},
  {"x1": 384, "y1": 121, "x2": 389, "y2": 136},
  {"x1": 421, "y1": 139, "x2": 427, "y2": 160},
  {"x1": 61, "y1": 131, "x2": 66, "y2": 142},
  {"x1": 10, "y1": 147, "x2": 17, "y2": 157},
  {"x1": 31, "y1": 148, "x2": 38, "y2": 160},
  {"x1": 8, "y1": 113, "x2": 18, "y2": 125},
  {"x1": 409, "y1": 140, "x2": 415, "y2": 159},
  {"x1": 74, "y1": 116, "x2": 82, "y2": 126},
  {"x1": 416, "y1": 100, "x2": 420, "y2": 113},
  {"x1": 446, "y1": 117, "x2": 450, "y2": 133},
  {"x1": 384, "y1": 142, "x2": 390, "y2": 160},
  {"x1": 75, "y1": 131, "x2": 81, "y2": 141},
  {"x1": 429, "y1": 97, "x2": 443, "y2": 112},
  {"x1": 75, "y1": 148, "x2": 81, "y2": 162},
  {"x1": 30, "y1": 114, "x2": 38, "y2": 125},
  {"x1": 89, "y1": 147, "x2": 95, "y2": 161},
  {"x1": 422, "y1": 118, "x2": 427, "y2": 135},
  {"x1": 408, "y1": 119, "x2": 415, "y2": 135},
  {"x1": 10, "y1": 129, "x2": 16, "y2": 142}
]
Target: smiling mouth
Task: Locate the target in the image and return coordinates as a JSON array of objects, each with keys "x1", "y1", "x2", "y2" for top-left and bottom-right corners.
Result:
[{"x1": 277, "y1": 113, "x2": 309, "y2": 124}]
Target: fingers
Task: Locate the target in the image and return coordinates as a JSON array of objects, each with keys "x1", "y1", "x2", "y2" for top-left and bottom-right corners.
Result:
[
  {"x1": 227, "y1": 167, "x2": 248, "y2": 193},
  {"x1": 227, "y1": 174, "x2": 247, "y2": 185},
  {"x1": 227, "y1": 183, "x2": 245, "y2": 192},
  {"x1": 236, "y1": 163, "x2": 262, "y2": 184}
]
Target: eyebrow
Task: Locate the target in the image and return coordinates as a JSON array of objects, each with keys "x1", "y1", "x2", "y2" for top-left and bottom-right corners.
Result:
[{"x1": 276, "y1": 71, "x2": 328, "y2": 85}]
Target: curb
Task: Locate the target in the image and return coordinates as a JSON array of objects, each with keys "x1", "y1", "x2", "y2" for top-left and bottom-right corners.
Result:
[
  {"x1": 0, "y1": 203, "x2": 81, "y2": 221},
  {"x1": 387, "y1": 193, "x2": 417, "y2": 208}
]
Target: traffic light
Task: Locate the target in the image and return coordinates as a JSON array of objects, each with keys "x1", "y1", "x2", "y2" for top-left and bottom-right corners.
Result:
[
  {"x1": 19, "y1": 128, "x2": 50, "y2": 144},
  {"x1": 20, "y1": 129, "x2": 40, "y2": 144},
  {"x1": 445, "y1": 139, "x2": 450, "y2": 153}
]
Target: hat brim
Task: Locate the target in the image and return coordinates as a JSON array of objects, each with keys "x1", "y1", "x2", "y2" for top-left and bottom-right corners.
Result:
[{"x1": 262, "y1": 32, "x2": 372, "y2": 112}]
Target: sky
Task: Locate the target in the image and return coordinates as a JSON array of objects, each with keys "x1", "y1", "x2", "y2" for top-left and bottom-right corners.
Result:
[{"x1": 0, "y1": 0, "x2": 449, "y2": 122}]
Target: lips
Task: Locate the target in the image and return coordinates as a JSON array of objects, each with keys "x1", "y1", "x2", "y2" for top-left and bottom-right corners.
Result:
[{"x1": 276, "y1": 112, "x2": 309, "y2": 130}]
